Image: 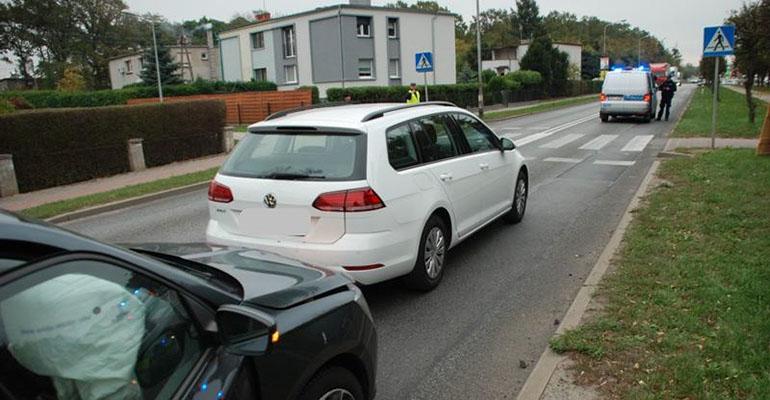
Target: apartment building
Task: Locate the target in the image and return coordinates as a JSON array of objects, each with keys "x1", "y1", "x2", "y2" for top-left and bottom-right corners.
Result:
[
  {"x1": 218, "y1": 0, "x2": 456, "y2": 97},
  {"x1": 482, "y1": 41, "x2": 583, "y2": 78}
]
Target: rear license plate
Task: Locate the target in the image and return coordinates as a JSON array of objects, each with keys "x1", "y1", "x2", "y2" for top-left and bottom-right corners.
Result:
[
  {"x1": 608, "y1": 95, "x2": 624, "y2": 101},
  {"x1": 239, "y1": 208, "x2": 310, "y2": 236}
]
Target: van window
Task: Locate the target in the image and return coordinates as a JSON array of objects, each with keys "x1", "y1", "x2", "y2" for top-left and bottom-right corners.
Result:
[
  {"x1": 221, "y1": 132, "x2": 366, "y2": 181},
  {"x1": 603, "y1": 73, "x2": 649, "y2": 92},
  {"x1": 386, "y1": 124, "x2": 419, "y2": 170}
]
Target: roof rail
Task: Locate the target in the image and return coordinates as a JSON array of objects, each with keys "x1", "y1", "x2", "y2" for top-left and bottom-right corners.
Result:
[
  {"x1": 360, "y1": 101, "x2": 456, "y2": 122},
  {"x1": 264, "y1": 102, "x2": 349, "y2": 121}
]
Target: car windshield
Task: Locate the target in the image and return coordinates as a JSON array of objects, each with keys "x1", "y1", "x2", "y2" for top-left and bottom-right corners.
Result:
[{"x1": 220, "y1": 131, "x2": 366, "y2": 181}]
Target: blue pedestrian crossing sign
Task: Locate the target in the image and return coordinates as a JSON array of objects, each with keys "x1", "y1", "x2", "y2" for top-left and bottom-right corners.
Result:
[
  {"x1": 703, "y1": 25, "x2": 735, "y2": 57},
  {"x1": 415, "y1": 52, "x2": 434, "y2": 73}
]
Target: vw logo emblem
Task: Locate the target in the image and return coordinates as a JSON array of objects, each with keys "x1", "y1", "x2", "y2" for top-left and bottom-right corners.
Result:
[{"x1": 264, "y1": 193, "x2": 277, "y2": 208}]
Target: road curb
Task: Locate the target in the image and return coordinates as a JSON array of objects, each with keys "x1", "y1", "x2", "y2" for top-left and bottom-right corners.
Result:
[
  {"x1": 47, "y1": 181, "x2": 210, "y2": 224},
  {"x1": 484, "y1": 96, "x2": 596, "y2": 123},
  {"x1": 515, "y1": 159, "x2": 662, "y2": 400}
]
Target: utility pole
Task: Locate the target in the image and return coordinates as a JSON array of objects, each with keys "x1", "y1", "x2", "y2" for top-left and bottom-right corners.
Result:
[
  {"x1": 638, "y1": 34, "x2": 650, "y2": 67},
  {"x1": 151, "y1": 21, "x2": 164, "y2": 102},
  {"x1": 602, "y1": 24, "x2": 610, "y2": 56},
  {"x1": 476, "y1": 0, "x2": 484, "y2": 118}
]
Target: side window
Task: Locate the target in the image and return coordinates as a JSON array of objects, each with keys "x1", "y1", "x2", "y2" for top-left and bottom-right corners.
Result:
[
  {"x1": 386, "y1": 123, "x2": 419, "y2": 169},
  {"x1": 0, "y1": 259, "x2": 204, "y2": 400},
  {"x1": 410, "y1": 115, "x2": 458, "y2": 162},
  {"x1": 453, "y1": 113, "x2": 500, "y2": 152}
]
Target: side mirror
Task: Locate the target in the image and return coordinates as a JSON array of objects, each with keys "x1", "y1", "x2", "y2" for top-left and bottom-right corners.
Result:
[
  {"x1": 216, "y1": 304, "x2": 276, "y2": 356},
  {"x1": 501, "y1": 137, "x2": 516, "y2": 151}
]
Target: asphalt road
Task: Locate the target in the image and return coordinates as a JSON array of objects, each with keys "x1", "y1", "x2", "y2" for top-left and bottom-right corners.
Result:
[{"x1": 64, "y1": 86, "x2": 695, "y2": 399}]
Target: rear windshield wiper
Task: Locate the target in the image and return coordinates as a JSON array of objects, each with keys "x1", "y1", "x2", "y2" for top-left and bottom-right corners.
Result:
[{"x1": 261, "y1": 172, "x2": 326, "y2": 180}]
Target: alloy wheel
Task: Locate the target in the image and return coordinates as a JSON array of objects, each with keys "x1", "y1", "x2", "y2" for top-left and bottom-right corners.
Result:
[
  {"x1": 318, "y1": 388, "x2": 355, "y2": 400},
  {"x1": 515, "y1": 177, "x2": 527, "y2": 215},
  {"x1": 424, "y1": 227, "x2": 446, "y2": 279}
]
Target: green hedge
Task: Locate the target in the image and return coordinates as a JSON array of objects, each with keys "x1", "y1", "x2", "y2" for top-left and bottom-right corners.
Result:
[
  {"x1": 0, "y1": 100, "x2": 226, "y2": 193},
  {"x1": 327, "y1": 84, "x2": 479, "y2": 108},
  {"x1": 0, "y1": 80, "x2": 277, "y2": 109}
]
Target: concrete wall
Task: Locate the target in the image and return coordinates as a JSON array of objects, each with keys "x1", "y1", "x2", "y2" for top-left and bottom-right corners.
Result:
[
  {"x1": 109, "y1": 54, "x2": 143, "y2": 89},
  {"x1": 274, "y1": 24, "x2": 299, "y2": 86},
  {"x1": 109, "y1": 47, "x2": 218, "y2": 89},
  {"x1": 220, "y1": 37, "x2": 242, "y2": 82},
  {"x1": 251, "y1": 30, "x2": 276, "y2": 82}
]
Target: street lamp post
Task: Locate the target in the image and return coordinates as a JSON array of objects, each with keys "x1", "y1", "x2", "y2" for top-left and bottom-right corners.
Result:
[
  {"x1": 638, "y1": 34, "x2": 650, "y2": 67},
  {"x1": 476, "y1": 0, "x2": 484, "y2": 118},
  {"x1": 602, "y1": 24, "x2": 610, "y2": 56},
  {"x1": 123, "y1": 11, "x2": 163, "y2": 102}
]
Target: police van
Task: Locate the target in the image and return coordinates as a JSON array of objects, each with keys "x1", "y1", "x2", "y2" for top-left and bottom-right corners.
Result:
[{"x1": 599, "y1": 69, "x2": 657, "y2": 123}]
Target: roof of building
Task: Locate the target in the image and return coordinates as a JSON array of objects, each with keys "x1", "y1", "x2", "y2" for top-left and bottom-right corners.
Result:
[
  {"x1": 220, "y1": 4, "x2": 455, "y2": 35},
  {"x1": 519, "y1": 39, "x2": 582, "y2": 47}
]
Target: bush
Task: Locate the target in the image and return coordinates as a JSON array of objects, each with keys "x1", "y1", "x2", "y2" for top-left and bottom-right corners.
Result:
[
  {"x1": 327, "y1": 84, "x2": 479, "y2": 108},
  {"x1": 299, "y1": 86, "x2": 320, "y2": 104},
  {"x1": 481, "y1": 69, "x2": 498, "y2": 84},
  {"x1": 506, "y1": 70, "x2": 543, "y2": 86},
  {"x1": 0, "y1": 100, "x2": 14, "y2": 115},
  {"x1": 0, "y1": 100, "x2": 225, "y2": 192},
  {"x1": 0, "y1": 80, "x2": 277, "y2": 109}
]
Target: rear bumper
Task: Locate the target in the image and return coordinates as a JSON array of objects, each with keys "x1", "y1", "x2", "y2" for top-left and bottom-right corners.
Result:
[
  {"x1": 600, "y1": 101, "x2": 650, "y2": 115},
  {"x1": 206, "y1": 220, "x2": 418, "y2": 285}
]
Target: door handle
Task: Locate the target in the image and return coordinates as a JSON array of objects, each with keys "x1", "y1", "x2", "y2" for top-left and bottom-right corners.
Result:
[
  {"x1": 479, "y1": 163, "x2": 490, "y2": 170},
  {"x1": 439, "y1": 173, "x2": 453, "y2": 182}
]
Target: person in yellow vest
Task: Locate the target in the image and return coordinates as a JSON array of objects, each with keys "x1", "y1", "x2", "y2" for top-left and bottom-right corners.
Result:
[{"x1": 406, "y1": 83, "x2": 421, "y2": 104}]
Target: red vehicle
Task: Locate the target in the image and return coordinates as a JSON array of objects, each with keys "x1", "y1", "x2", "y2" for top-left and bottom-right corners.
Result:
[{"x1": 650, "y1": 63, "x2": 670, "y2": 86}]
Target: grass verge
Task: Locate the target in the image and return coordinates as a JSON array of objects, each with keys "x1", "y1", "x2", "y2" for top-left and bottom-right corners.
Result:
[
  {"x1": 483, "y1": 95, "x2": 596, "y2": 121},
  {"x1": 550, "y1": 149, "x2": 770, "y2": 399},
  {"x1": 674, "y1": 86, "x2": 767, "y2": 138},
  {"x1": 20, "y1": 167, "x2": 219, "y2": 220}
]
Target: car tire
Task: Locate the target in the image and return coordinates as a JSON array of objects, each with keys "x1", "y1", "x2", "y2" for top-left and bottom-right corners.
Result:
[
  {"x1": 298, "y1": 366, "x2": 364, "y2": 400},
  {"x1": 404, "y1": 215, "x2": 448, "y2": 291},
  {"x1": 600, "y1": 113, "x2": 609, "y2": 122},
  {"x1": 504, "y1": 169, "x2": 528, "y2": 224}
]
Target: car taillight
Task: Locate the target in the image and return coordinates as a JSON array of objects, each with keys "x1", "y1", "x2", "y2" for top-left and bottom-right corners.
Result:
[
  {"x1": 643, "y1": 93, "x2": 652, "y2": 103},
  {"x1": 313, "y1": 187, "x2": 385, "y2": 212},
  {"x1": 208, "y1": 180, "x2": 233, "y2": 203},
  {"x1": 600, "y1": 93, "x2": 608, "y2": 102}
]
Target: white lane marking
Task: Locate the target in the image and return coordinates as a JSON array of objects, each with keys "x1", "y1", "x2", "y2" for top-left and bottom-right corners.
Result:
[
  {"x1": 594, "y1": 160, "x2": 636, "y2": 166},
  {"x1": 500, "y1": 127, "x2": 522, "y2": 131},
  {"x1": 540, "y1": 133, "x2": 584, "y2": 149},
  {"x1": 515, "y1": 115, "x2": 596, "y2": 146},
  {"x1": 579, "y1": 134, "x2": 619, "y2": 150},
  {"x1": 621, "y1": 135, "x2": 654, "y2": 152},
  {"x1": 503, "y1": 132, "x2": 525, "y2": 138},
  {"x1": 543, "y1": 157, "x2": 584, "y2": 164}
]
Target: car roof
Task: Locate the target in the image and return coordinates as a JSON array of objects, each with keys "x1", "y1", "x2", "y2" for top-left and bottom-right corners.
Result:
[{"x1": 250, "y1": 102, "x2": 469, "y2": 132}]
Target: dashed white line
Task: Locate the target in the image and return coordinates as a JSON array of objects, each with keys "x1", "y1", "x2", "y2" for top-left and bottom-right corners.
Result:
[
  {"x1": 621, "y1": 135, "x2": 654, "y2": 152},
  {"x1": 543, "y1": 157, "x2": 584, "y2": 164},
  {"x1": 579, "y1": 134, "x2": 619, "y2": 150},
  {"x1": 540, "y1": 134, "x2": 584, "y2": 149},
  {"x1": 514, "y1": 115, "x2": 595, "y2": 146},
  {"x1": 594, "y1": 160, "x2": 636, "y2": 166}
]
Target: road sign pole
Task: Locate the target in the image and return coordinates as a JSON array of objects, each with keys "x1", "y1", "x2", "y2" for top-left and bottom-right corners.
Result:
[
  {"x1": 423, "y1": 71, "x2": 429, "y2": 102},
  {"x1": 711, "y1": 57, "x2": 719, "y2": 150}
]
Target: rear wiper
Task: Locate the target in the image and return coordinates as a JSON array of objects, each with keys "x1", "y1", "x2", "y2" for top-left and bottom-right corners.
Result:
[{"x1": 262, "y1": 172, "x2": 326, "y2": 180}]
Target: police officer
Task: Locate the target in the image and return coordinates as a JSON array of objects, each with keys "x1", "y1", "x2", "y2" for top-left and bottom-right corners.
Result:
[
  {"x1": 657, "y1": 73, "x2": 677, "y2": 121},
  {"x1": 406, "y1": 82, "x2": 421, "y2": 104}
]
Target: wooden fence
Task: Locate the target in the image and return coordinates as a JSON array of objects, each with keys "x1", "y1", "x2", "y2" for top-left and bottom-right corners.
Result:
[{"x1": 127, "y1": 89, "x2": 313, "y2": 125}]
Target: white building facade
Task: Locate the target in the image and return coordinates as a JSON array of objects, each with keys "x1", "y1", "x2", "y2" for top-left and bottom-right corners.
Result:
[
  {"x1": 217, "y1": 1, "x2": 456, "y2": 98},
  {"x1": 482, "y1": 41, "x2": 582, "y2": 79}
]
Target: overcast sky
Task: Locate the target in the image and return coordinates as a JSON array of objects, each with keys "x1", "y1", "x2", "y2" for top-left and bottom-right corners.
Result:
[{"x1": 0, "y1": 0, "x2": 743, "y2": 78}]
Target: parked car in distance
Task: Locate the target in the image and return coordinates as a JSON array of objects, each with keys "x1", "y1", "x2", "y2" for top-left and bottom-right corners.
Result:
[
  {"x1": 0, "y1": 211, "x2": 376, "y2": 400},
  {"x1": 599, "y1": 69, "x2": 658, "y2": 123},
  {"x1": 207, "y1": 102, "x2": 528, "y2": 291}
]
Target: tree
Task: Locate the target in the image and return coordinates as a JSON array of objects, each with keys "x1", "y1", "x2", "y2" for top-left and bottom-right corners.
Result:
[
  {"x1": 520, "y1": 35, "x2": 569, "y2": 96},
  {"x1": 139, "y1": 44, "x2": 182, "y2": 86},
  {"x1": 699, "y1": 56, "x2": 726, "y2": 97},
  {"x1": 0, "y1": 2, "x2": 36, "y2": 83},
  {"x1": 57, "y1": 66, "x2": 87, "y2": 91},
  {"x1": 729, "y1": 0, "x2": 770, "y2": 123},
  {"x1": 581, "y1": 49, "x2": 601, "y2": 79},
  {"x1": 515, "y1": 0, "x2": 543, "y2": 39}
]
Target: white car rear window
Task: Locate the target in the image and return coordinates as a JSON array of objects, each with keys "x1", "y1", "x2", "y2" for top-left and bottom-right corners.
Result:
[
  {"x1": 603, "y1": 73, "x2": 648, "y2": 92},
  {"x1": 220, "y1": 132, "x2": 366, "y2": 181}
]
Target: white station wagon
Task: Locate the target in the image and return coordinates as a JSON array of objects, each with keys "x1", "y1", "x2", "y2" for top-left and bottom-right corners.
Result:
[{"x1": 206, "y1": 102, "x2": 528, "y2": 290}]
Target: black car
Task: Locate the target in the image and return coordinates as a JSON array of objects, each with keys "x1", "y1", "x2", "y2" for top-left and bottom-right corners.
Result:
[{"x1": 0, "y1": 211, "x2": 376, "y2": 400}]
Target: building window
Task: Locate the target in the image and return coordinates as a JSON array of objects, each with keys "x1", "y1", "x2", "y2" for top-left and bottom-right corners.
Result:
[
  {"x1": 387, "y1": 18, "x2": 398, "y2": 38},
  {"x1": 124, "y1": 60, "x2": 133, "y2": 74},
  {"x1": 358, "y1": 58, "x2": 373, "y2": 79},
  {"x1": 201, "y1": 52, "x2": 208, "y2": 60},
  {"x1": 357, "y1": 17, "x2": 371, "y2": 37},
  {"x1": 284, "y1": 64, "x2": 298, "y2": 84},
  {"x1": 251, "y1": 32, "x2": 264, "y2": 49},
  {"x1": 282, "y1": 26, "x2": 296, "y2": 58},
  {"x1": 388, "y1": 59, "x2": 400, "y2": 78},
  {"x1": 254, "y1": 68, "x2": 267, "y2": 82}
]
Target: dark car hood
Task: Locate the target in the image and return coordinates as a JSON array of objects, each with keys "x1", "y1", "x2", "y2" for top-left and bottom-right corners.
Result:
[{"x1": 128, "y1": 243, "x2": 352, "y2": 309}]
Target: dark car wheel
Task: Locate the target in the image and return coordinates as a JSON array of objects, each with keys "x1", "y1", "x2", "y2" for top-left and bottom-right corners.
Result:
[
  {"x1": 299, "y1": 367, "x2": 364, "y2": 400},
  {"x1": 600, "y1": 113, "x2": 609, "y2": 122},
  {"x1": 404, "y1": 215, "x2": 448, "y2": 291},
  {"x1": 504, "y1": 169, "x2": 528, "y2": 224}
]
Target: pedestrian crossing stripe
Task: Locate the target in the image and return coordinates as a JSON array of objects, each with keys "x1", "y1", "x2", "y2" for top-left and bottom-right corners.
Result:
[{"x1": 704, "y1": 27, "x2": 732, "y2": 53}]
